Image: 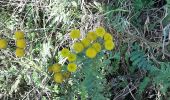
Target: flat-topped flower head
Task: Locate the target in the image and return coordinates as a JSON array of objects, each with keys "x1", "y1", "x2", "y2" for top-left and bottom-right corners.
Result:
[
  {"x1": 51, "y1": 63, "x2": 61, "y2": 73},
  {"x1": 86, "y1": 31, "x2": 97, "y2": 41},
  {"x1": 54, "y1": 73, "x2": 64, "y2": 84},
  {"x1": 104, "y1": 40, "x2": 115, "y2": 50},
  {"x1": 16, "y1": 39, "x2": 26, "y2": 48},
  {"x1": 95, "y1": 27, "x2": 105, "y2": 37},
  {"x1": 15, "y1": 48, "x2": 25, "y2": 57},
  {"x1": 81, "y1": 38, "x2": 91, "y2": 47},
  {"x1": 104, "y1": 33, "x2": 113, "y2": 41},
  {"x1": 70, "y1": 29, "x2": 81, "y2": 39},
  {"x1": 67, "y1": 63, "x2": 77, "y2": 72},
  {"x1": 73, "y1": 42, "x2": 84, "y2": 53},
  {"x1": 61, "y1": 48, "x2": 70, "y2": 57},
  {"x1": 0, "y1": 39, "x2": 7, "y2": 49},
  {"x1": 86, "y1": 47, "x2": 97, "y2": 58},
  {"x1": 15, "y1": 30, "x2": 24, "y2": 39},
  {"x1": 92, "y1": 42, "x2": 101, "y2": 53},
  {"x1": 67, "y1": 53, "x2": 77, "y2": 62}
]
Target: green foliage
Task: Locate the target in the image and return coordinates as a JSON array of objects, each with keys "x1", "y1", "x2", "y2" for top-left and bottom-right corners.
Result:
[
  {"x1": 163, "y1": 0, "x2": 170, "y2": 26},
  {"x1": 77, "y1": 52, "x2": 107, "y2": 100},
  {"x1": 104, "y1": 3, "x2": 129, "y2": 33},
  {"x1": 112, "y1": 52, "x2": 120, "y2": 73},
  {"x1": 153, "y1": 62, "x2": 170, "y2": 94},
  {"x1": 131, "y1": 0, "x2": 154, "y2": 29},
  {"x1": 130, "y1": 44, "x2": 157, "y2": 72},
  {"x1": 130, "y1": 43, "x2": 170, "y2": 96},
  {"x1": 133, "y1": 0, "x2": 153, "y2": 12},
  {"x1": 138, "y1": 77, "x2": 150, "y2": 94},
  {"x1": 1, "y1": 0, "x2": 170, "y2": 99}
]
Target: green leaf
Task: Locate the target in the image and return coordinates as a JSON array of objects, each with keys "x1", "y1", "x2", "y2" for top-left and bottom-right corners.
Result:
[
  {"x1": 138, "y1": 77, "x2": 150, "y2": 94},
  {"x1": 113, "y1": 52, "x2": 120, "y2": 60}
]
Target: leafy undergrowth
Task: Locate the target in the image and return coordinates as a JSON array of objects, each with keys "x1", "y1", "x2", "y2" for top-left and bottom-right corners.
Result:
[{"x1": 0, "y1": 0, "x2": 170, "y2": 100}]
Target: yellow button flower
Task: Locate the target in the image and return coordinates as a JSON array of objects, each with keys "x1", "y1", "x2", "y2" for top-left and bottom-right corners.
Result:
[
  {"x1": 92, "y1": 42, "x2": 101, "y2": 53},
  {"x1": 15, "y1": 48, "x2": 25, "y2": 57},
  {"x1": 52, "y1": 63, "x2": 61, "y2": 73},
  {"x1": 0, "y1": 39, "x2": 7, "y2": 49},
  {"x1": 61, "y1": 48, "x2": 70, "y2": 57},
  {"x1": 86, "y1": 47, "x2": 97, "y2": 58},
  {"x1": 47, "y1": 65, "x2": 53, "y2": 73},
  {"x1": 48, "y1": 63, "x2": 61, "y2": 73},
  {"x1": 86, "y1": 31, "x2": 97, "y2": 41},
  {"x1": 15, "y1": 30, "x2": 24, "y2": 39},
  {"x1": 54, "y1": 73, "x2": 64, "y2": 84},
  {"x1": 104, "y1": 40, "x2": 115, "y2": 50},
  {"x1": 73, "y1": 42, "x2": 84, "y2": 53},
  {"x1": 70, "y1": 29, "x2": 81, "y2": 39},
  {"x1": 81, "y1": 38, "x2": 90, "y2": 47},
  {"x1": 16, "y1": 39, "x2": 26, "y2": 48},
  {"x1": 104, "y1": 33, "x2": 113, "y2": 41},
  {"x1": 95, "y1": 27, "x2": 105, "y2": 37},
  {"x1": 63, "y1": 71, "x2": 71, "y2": 79},
  {"x1": 67, "y1": 53, "x2": 77, "y2": 62},
  {"x1": 67, "y1": 63, "x2": 77, "y2": 72}
]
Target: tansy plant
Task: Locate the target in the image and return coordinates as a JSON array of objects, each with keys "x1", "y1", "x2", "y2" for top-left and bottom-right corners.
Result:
[{"x1": 48, "y1": 27, "x2": 115, "y2": 99}]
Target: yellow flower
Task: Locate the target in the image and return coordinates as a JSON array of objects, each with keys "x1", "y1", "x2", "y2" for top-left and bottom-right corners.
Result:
[
  {"x1": 73, "y1": 42, "x2": 84, "y2": 53},
  {"x1": 95, "y1": 27, "x2": 105, "y2": 37},
  {"x1": 104, "y1": 40, "x2": 115, "y2": 50},
  {"x1": 86, "y1": 31, "x2": 97, "y2": 41},
  {"x1": 104, "y1": 33, "x2": 113, "y2": 41},
  {"x1": 47, "y1": 65, "x2": 53, "y2": 73},
  {"x1": 63, "y1": 71, "x2": 71, "y2": 79},
  {"x1": 0, "y1": 39, "x2": 7, "y2": 49},
  {"x1": 70, "y1": 29, "x2": 81, "y2": 39},
  {"x1": 15, "y1": 30, "x2": 24, "y2": 39},
  {"x1": 92, "y1": 42, "x2": 101, "y2": 52},
  {"x1": 86, "y1": 47, "x2": 97, "y2": 58},
  {"x1": 16, "y1": 39, "x2": 26, "y2": 48},
  {"x1": 67, "y1": 63, "x2": 77, "y2": 72},
  {"x1": 48, "y1": 63, "x2": 61, "y2": 73},
  {"x1": 54, "y1": 73, "x2": 64, "y2": 84},
  {"x1": 61, "y1": 48, "x2": 70, "y2": 57},
  {"x1": 52, "y1": 63, "x2": 61, "y2": 73},
  {"x1": 67, "y1": 53, "x2": 77, "y2": 62},
  {"x1": 15, "y1": 48, "x2": 25, "y2": 57},
  {"x1": 81, "y1": 38, "x2": 91, "y2": 47}
]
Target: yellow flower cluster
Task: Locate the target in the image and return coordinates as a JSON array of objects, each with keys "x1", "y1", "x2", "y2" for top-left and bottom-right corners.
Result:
[
  {"x1": 0, "y1": 39, "x2": 7, "y2": 49},
  {"x1": 15, "y1": 30, "x2": 26, "y2": 57},
  {"x1": 74, "y1": 26, "x2": 115, "y2": 58},
  {"x1": 103, "y1": 32, "x2": 115, "y2": 51},
  {"x1": 69, "y1": 27, "x2": 115, "y2": 58},
  {"x1": 49, "y1": 27, "x2": 115, "y2": 84},
  {"x1": 48, "y1": 63, "x2": 71, "y2": 84},
  {"x1": 60, "y1": 48, "x2": 78, "y2": 73}
]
